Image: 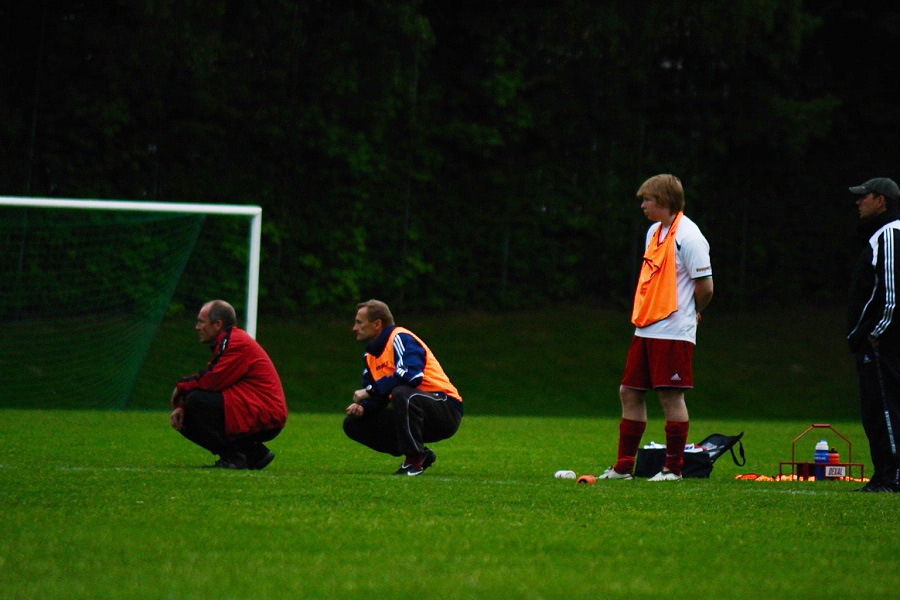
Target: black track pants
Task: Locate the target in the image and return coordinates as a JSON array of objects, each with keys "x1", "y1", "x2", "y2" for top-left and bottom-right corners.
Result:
[
  {"x1": 856, "y1": 347, "x2": 900, "y2": 488},
  {"x1": 343, "y1": 385, "x2": 462, "y2": 457},
  {"x1": 180, "y1": 389, "x2": 281, "y2": 460}
]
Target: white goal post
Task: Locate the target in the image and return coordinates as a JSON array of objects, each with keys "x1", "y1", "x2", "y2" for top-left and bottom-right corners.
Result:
[{"x1": 0, "y1": 196, "x2": 263, "y2": 338}]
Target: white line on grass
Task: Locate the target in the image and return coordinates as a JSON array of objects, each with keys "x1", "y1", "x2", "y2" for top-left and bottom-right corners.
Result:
[
  {"x1": 740, "y1": 485, "x2": 843, "y2": 496},
  {"x1": 48, "y1": 465, "x2": 282, "y2": 479},
  {"x1": 5, "y1": 464, "x2": 859, "y2": 494}
]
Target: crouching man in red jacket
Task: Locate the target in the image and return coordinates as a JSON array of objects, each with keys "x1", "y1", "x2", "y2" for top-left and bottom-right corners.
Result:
[{"x1": 170, "y1": 300, "x2": 288, "y2": 470}]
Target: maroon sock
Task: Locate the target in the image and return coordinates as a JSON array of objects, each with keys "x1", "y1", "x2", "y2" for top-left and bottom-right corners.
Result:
[
  {"x1": 613, "y1": 418, "x2": 646, "y2": 474},
  {"x1": 664, "y1": 421, "x2": 690, "y2": 475},
  {"x1": 405, "y1": 454, "x2": 424, "y2": 467}
]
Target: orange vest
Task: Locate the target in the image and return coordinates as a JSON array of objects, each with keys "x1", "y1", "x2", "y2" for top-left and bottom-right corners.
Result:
[
  {"x1": 366, "y1": 327, "x2": 462, "y2": 401},
  {"x1": 632, "y1": 212, "x2": 682, "y2": 327}
]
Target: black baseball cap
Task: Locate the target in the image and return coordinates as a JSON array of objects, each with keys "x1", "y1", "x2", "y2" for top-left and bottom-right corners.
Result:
[{"x1": 849, "y1": 177, "x2": 900, "y2": 201}]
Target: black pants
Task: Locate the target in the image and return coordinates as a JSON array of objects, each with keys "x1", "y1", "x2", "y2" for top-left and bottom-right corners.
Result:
[
  {"x1": 180, "y1": 390, "x2": 281, "y2": 460},
  {"x1": 856, "y1": 346, "x2": 900, "y2": 488},
  {"x1": 343, "y1": 385, "x2": 462, "y2": 458}
]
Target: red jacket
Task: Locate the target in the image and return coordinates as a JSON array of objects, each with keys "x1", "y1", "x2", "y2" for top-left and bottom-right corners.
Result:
[{"x1": 176, "y1": 327, "x2": 287, "y2": 438}]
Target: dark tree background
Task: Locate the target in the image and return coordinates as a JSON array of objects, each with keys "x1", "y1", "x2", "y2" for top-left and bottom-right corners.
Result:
[{"x1": 2, "y1": 1, "x2": 897, "y2": 314}]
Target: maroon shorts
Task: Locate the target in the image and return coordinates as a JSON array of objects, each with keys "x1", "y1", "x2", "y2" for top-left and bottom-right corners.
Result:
[{"x1": 621, "y1": 336, "x2": 694, "y2": 390}]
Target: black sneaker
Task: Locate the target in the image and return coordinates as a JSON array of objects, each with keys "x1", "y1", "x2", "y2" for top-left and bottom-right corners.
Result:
[
  {"x1": 248, "y1": 450, "x2": 275, "y2": 471},
  {"x1": 393, "y1": 448, "x2": 436, "y2": 476},
  {"x1": 854, "y1": 482, "x2": 890, "y2": 492},
  {"x1": 394, "y1": 463, "x2": 424, "y2": 476},
  {"x1": 203, "y1": 453, "x2": 247, "y2": 469}
]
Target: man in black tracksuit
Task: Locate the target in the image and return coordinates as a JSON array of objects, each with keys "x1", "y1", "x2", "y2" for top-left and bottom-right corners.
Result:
[{"x1": 847, "y1": 177, "x2": 900, "y2": 492}]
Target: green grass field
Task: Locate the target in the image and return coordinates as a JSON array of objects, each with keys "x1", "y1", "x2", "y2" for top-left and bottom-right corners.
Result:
[
  {"x1": 2, "y1": 304, "x2": 893, "y2": 598},
  {"x1": 2, "y1": 410, "x2": 898, "y2": 600}
]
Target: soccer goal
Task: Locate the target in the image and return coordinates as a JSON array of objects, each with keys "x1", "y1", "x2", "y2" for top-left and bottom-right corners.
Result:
[{"x1": 0, "y1": 197, "x2": 262, "y2": 410}]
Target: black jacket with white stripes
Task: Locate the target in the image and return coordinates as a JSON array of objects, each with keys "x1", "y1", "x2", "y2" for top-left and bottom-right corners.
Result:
[{"x1": 848, "y1": 208, "x2": 900, "y2": 353}]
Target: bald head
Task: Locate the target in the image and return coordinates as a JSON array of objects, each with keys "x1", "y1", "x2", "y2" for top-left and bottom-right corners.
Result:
[{"x1": 205, "y1": 300, "x2": 236, "y2": 328}]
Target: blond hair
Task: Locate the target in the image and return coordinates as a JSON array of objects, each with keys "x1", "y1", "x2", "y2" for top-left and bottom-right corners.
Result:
[
  {"x1": 357, "y1": 299, "x2": 395, "y2": 327},
  {"x1": 636, "y1": 174, "x2": 685, "y2": 214}
]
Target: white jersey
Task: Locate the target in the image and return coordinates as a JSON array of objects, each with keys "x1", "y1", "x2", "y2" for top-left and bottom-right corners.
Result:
[{"x1": 634, "y1": 214, "x2": 711, "y2": 344}]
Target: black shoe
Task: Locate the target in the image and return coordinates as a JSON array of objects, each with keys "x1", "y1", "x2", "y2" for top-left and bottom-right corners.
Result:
[
  {"x1": 393, "y1": 448, "x2": 437, "y2": 476},
  {"x1": 394, "y1": 463, "x2": 424, "y2": 476},
  {"x1": 248, "y1": 450, "x2": 275, "y2": 470},
  {"x1": 422, "y1": 448, "x2": 436, "y2": 470},
  {"x1": 203, "y1": 453, "x2": 247, "y2": 469},
  {"x1": 854, "y1": 482, "x2": 891, "y2": 492}
]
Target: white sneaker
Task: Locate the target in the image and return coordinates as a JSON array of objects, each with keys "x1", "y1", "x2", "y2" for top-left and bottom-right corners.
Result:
[
  {"x1": 597, "y1": 466, "x2": 633, "y2": 480},
  {"x1": 648, "y1": 470, "x2": 682, "y2": 482}
]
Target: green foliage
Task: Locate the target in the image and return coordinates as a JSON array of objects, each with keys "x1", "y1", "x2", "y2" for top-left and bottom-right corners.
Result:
[
  {"x1": 2, "y1": 411, "x2": 898, "y2": 599},
  {"x1": 1, "y1": 2, "x2": 897, "y2": 311}
]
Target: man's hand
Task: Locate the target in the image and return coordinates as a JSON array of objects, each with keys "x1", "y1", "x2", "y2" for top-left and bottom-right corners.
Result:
[
  {"x1": 170, "y1": 387, "x2": 185, "y2": 409},
  {"x1": 170, "y1": 406, "x2": 184, "y2": 430},
  {"x1": 346, "y1": 388, "x2": 370, "y2": 417}
]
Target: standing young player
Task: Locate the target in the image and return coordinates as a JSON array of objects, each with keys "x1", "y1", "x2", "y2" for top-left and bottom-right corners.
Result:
[{"x1": 598, "y1": 174, "x2": 714, "y2": 481}]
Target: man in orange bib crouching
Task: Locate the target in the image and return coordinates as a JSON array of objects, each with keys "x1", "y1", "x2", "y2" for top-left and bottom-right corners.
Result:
[
  {"x1": 344, "y1": 299, "x2": 463, "y2": 476},
  {"x1": 598, "y1": 174, "x2": 714, "y2": 482}
]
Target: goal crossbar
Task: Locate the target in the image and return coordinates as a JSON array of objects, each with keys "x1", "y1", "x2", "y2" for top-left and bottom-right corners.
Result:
[{"x1": 0, "y1": 196, "x2": 263, "y2": 337}]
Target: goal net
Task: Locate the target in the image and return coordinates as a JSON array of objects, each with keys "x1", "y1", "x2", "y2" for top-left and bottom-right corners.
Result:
[{"x1": 0, "y1": 198, "x2": 261, "y2": 410}]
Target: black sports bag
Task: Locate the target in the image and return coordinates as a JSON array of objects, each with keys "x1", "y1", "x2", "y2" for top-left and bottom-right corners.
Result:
[{"x1": 634, "y1": 432, "x2": 745, "y2": 478}]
